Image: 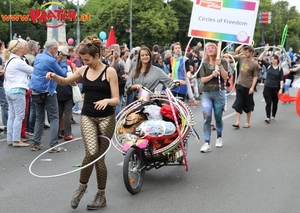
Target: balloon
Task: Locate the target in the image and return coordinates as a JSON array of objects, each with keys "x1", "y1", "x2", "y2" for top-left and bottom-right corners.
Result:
[
  {"x1": 99, "y1": 31, "x2": 107, "y2": 40},
  {"x1": 68, "y1": 38, "x2": 74, "y2": 45}
]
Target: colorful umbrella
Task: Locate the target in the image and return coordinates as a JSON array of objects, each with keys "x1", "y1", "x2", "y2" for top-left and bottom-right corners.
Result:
[{"x1": 106, "y1": 26, "x2": 117, "y2": 48}]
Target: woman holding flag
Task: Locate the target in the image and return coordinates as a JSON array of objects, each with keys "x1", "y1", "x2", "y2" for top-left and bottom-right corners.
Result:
[{"x1": 199, "y1": 42, "x2": 228, "y2": 153}]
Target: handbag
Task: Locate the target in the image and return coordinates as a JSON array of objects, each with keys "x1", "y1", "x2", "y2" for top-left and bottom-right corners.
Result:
[{"x1": 72, "y1": 85, "x2": 82, "y2": 103}]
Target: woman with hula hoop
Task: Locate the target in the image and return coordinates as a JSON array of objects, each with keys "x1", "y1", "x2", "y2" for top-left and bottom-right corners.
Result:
[{"x1": 46, "y1": 35, "x2": 119, "y2": 210}]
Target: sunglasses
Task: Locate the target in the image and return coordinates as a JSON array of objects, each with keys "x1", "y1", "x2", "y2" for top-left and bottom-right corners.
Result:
[{"x1": 206, "y1": 46, "x2": 216, "y2": 51}]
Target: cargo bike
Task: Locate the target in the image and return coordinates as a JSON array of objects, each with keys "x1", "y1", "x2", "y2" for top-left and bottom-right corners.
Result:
[{"x1": 112, "y1": 82, "x2": 198, "y2": 194}]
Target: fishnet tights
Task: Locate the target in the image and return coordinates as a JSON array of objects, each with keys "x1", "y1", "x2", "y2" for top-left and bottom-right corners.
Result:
[{"x1": 79, "y1": 114, "x2": 115, "y2": 190}]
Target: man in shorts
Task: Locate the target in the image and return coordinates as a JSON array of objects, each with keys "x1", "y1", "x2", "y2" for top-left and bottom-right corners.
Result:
[{"x1": 231, "y1": 45, "x2": 260, "y2": 128}]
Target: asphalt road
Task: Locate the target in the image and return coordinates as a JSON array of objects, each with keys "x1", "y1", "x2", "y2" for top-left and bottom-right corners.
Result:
[{"x1": 1, "y1": 84, "x2": 300, "y2": 213}]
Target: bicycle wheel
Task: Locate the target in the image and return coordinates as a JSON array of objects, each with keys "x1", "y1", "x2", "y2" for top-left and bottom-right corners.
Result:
[{"x1": 123, "y1": 147, "x2": 145, "y2": 195}]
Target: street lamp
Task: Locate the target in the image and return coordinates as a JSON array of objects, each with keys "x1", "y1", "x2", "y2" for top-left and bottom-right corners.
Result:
[
  {"x1": 129, "y1": 0, "x2": 132, "y2": 49},
  {"x1": 76, "y1": 0, "x2": 80, "y2": 45},
  {"x1": 52, "y1": 1, "x2": 59, "y2": 40},
  {"x1": 3, "y1": 0, "x2": 12, "y2": 41}
]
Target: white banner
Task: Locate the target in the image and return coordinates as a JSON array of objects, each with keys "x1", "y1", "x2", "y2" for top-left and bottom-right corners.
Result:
[{"x1": 188, "y1": 0, "x2": 260, "y2": 44}]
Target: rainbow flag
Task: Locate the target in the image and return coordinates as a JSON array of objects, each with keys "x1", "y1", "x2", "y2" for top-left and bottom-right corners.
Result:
[
  {"x1": 170, "y1": 57, "x2": 186, "y2": 80},
  {"x1": 170, "y1": 57, "x2": 187, "y2": 95}
]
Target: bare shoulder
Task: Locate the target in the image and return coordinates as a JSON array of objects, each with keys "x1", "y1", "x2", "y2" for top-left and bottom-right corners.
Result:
[
  {"x1": 75, "y1": 65, "x2": 88, "y2": 76},
  {"x1": 106, "y1": 66, "x2": 117, "y2": 75}
]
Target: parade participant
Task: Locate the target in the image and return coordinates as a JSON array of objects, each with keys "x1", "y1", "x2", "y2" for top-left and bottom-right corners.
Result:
[
  {"x1": 258, "y1": 44, "x2": 284, "y2": 123},
  {"x1": 169, "y1": 42, "x2": 191, "y2": 100},
  {"x1": 2, "y1": 39, "x2": 33, "y2": 147},
  {"x1": 275, "y1": 47, "x2": 291, "y2": 94},
  {"x1": 46, "y1": 35, "x2": 119, "y2": 210},
  {"x1": 199, "y1": 42, "x2": 228, "y2": 153},
  {"x1": 125, "y1": 46, "x2": 186, "y2": 99},
  {"x1": 231, "y1": 45, "x2": 260, "y2": 128}
]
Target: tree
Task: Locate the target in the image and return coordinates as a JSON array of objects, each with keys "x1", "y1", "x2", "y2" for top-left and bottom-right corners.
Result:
[
  {"x1": 254, "y1": 0, "x2": 300, "y2": 52},
  {"x1": 81, "y1": 0, "x2": 178, "y2": 48},
  {"x1": 0, "y1": 0, "x2": 48, "y2": 45},
  {"x1": 168, "y1": 0, "x2": 194, "y2": 47}
]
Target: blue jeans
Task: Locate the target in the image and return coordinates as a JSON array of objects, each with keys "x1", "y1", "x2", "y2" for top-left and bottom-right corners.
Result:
[
  {"x1": 126, "y1": 91, "x2": 135, "y2": 106},
  {"x1": 0, "y1": 87, "x2": 8, "y2": 126},
  {"x1": 72, "y1": 83, "x2": 82, "y2": 111},
  {"x1": 115, "y1": 94, "x2": 124, "y2": 115},
  {"x1": 6, "y1": 92, "x2": 25, "y2": 142},
  {"x1": 32, "y1": 94, "x2": 59, "y2": 147},
  {"x1": 201, "y1": 90, "x2": 225, "y2": 143}
]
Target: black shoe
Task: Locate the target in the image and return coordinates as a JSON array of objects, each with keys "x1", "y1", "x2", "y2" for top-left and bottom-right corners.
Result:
[
  {"x1": 0, "y1": 127, "x2": 6, "y2": 134},
  {"x1": 44, "y1": 124, "x2": 50, "y2": 129},
  {"x1": 71, "y1": 119, "x2": 77, "y2": 124}
]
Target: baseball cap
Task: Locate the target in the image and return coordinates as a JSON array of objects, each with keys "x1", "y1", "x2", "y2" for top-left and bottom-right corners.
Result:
[
  {"x1": 130, "y1": 47, "x2": 136, "y2": 55},
  {"x1": 58, "y1": 45, "x2": 69, "y2": 55}
]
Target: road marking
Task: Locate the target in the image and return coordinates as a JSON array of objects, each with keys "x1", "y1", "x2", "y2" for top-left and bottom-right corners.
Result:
[
  {"x1": 222, "y1": 112, "x2": 236, "y2": 120},
  {"x1": 0, "y1": 138, "x2": 7, "y2": 142},
  {"x1": 117, "y1": 161, "x2": 123, "y2": 166}
]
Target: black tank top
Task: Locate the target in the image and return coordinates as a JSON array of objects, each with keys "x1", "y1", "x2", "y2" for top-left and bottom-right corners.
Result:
[{"x1": 81, "y1": 66, "x2": 114, "y2": 117}]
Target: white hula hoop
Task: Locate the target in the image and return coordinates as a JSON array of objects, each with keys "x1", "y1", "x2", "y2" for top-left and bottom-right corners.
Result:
[
  {"x1": 253, "y1": 46, "x2": 281, "y2": 52},
  {"x1": 28, "y1": 135, "x2": 112, "y2": 179},
  {"x1": 192, "y1": 38, "x2": 206, "y2": 79},
  {"x1": 225, "y1": 53, "x2": 237, "y2": 97}
]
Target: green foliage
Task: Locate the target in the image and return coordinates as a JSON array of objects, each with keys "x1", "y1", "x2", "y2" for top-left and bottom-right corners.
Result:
[
  {"x1": 80, "y1": 0, "x2": 179, "y2": 48},
  {"x1": 168, "y1": 0, "x2": 193, "y2": 46},
  {"x1": 0, "y1": 0, "x2": 47, "y2": 44},
  {"x1": 1, "y1": 0, "x2": 300, "y2": 53},
  {"x1": 256, "y1": 0, "x2": 300, "y2": 52}
]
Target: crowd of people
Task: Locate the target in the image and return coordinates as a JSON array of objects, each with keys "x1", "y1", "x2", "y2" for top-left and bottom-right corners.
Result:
[{"x1": 0, "y1": 34, "x2": 299, "y2": 209}]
